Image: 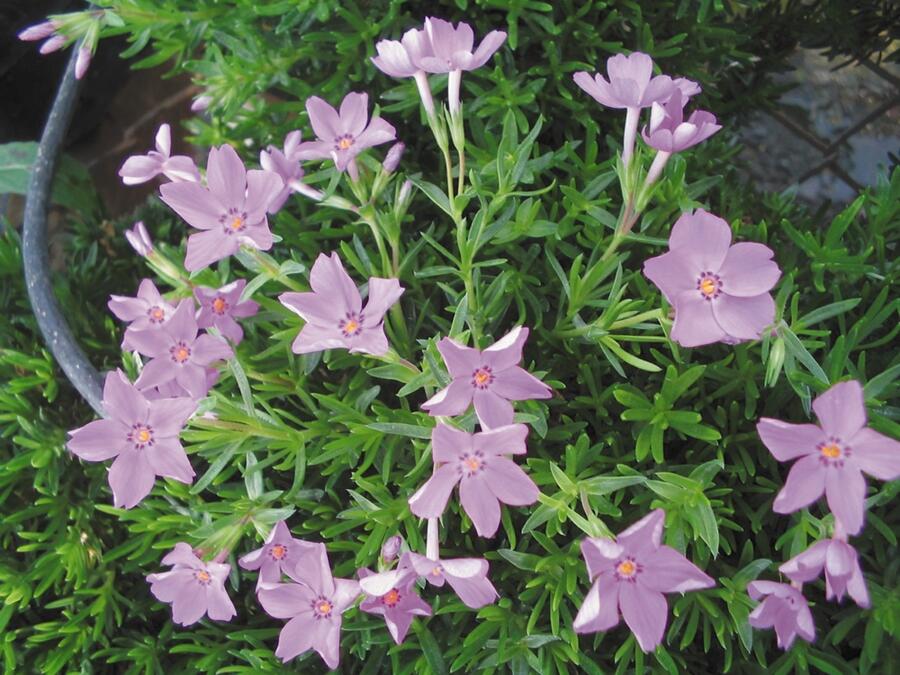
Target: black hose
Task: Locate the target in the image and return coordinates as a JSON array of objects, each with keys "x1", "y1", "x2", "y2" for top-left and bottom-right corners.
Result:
[{"x1": 23, "y1": 46, "x2": 104, "y2": 415}]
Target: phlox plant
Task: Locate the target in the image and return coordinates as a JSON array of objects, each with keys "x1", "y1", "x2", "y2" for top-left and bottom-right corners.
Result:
[{"x1": 10, "y1": 3, "x2": 899, "y2": 673}]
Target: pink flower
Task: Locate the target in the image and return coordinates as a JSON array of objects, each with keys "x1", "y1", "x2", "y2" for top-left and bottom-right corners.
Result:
[
  {"x1": 279, "y1": 252, "x2": 404, "y2": 356},
  {"x1": 238, "y1": 520, "x2": 321, "y2": 587},
  {"x1": 194, "y1": 279, "x2": 259, "y2": 345},
  {"x1": 125, "y1": 221, "x2": 153, "y2": 257},
  {"x1": 409, "y1": 423, "x2": 539, "y2": 537},
  {"x1": 747, "y1": 581, "x2": 815, "y2": 650},
  {"x1": 643, "y1": 209, "x2": 780, "y2": 347},
  {"x1": 421, "y1": 326, "x2": 551, "y2": 429},
  {"x1": 259, "y1": 131, "x2": 323, "y2": 213},
  {"x1": 573, "y1": 509, "x2": 714, "y2": 652},
  {"x1": 757, "y1": 380, "x2": 900, "y2": 535},
  {"x1": 257, "y1": 544, "x2": 360, "y2": 668},
  {"x1": 371, "y1": 28, "x2": 437, "y2": 115},
  {"x1": 780, "y1": 539, "x2": 870, "y2": 608},
  {"x1": 118, "y1": 123, "x2": 201, "y2": 185},
  {"x1": 128, "y1": 300, "x2": 232, "y2": 399},
  {"x1": 158, "y1": 144, "x2": 283, "y2": 271},
  {"x1": 146, "y1": 542, "x2": 236, "y2": 626},
  {"x1": 358, "y1": 561, "x2": 432, "y2": 644},
  {"x1": 67, "y1": 370, "x2": 196, "y2": 509},
  {"x1": 295, "y1": 93, "x2": 396, "y2": 173},
  {"x1": 406, "y1": 552, "x2": 498, "y2": 608},
  {"x1": 108, "y1": 279, "x2": 176, "y2": 351}
]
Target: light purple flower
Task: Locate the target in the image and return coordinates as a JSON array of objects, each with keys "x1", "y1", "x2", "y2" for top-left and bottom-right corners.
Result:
[
  {"x1": 573, "y1": 509, "x2": 714, "y2": 653},
  {"x1": 358, "y1": 562, "x2": 432, "y2": 644},
  {"x1": 194, "y1": 279, "x2": 259, "y2": 345},
  {"x1": 129, "y1": 299, "x2": 232, "y2": 399},
  {"x1": 643, "y1": 209, "x2": 780, "y2": 348},
  {"x1": 67, "y1": 370, "x2": 196, "y2": 509},
  {"x1": 406, "y1": 552, "x2": 498, "y2": 609},
  {"x1": 381, "y1": 535, "x2": 402, "y2": 562},
  {"x1": 757, "y1": 380, "x2": 900, "y2": 535},
  {"x1": 74, "y1": 44, "x2": 91, "y2": 80},
  {"x1": 108, "y1": 279, "x2": 176, "y2": 351},
  {"x1": 295, "y1": 93, "x2": 396, "y2": 173},
  {"x1": 158, "y1": 144, "x2": 283, "y2": 271},
  {"x1": 118, "y1": 123, "x2": 201, "y2": 186},
  {"x1": 125, "y1": 221, "x2": 153, "y2": 257},
  {"x1": 747, "y1": 581, "x2": 815, "y2": 650},
  {"x1": 670, "y1": 77, "x2": 702, "y2": 101},
  {"x1": 421, "y1": 326, "x2": 551, "y2": 429},
  {"x1": 279, "y1": 252, "x2": 404, "y2": 356},
  {"x1": 238, "y1": 521, "x2": 321, "y2": 587},
  {"x1": 146, "y1": 542, "x2": 236, "y2": 626},
  {"x1": 259, "y1": 131, "x2": 323, "y2": 213},
  {"x1": 409, "y1": 423, "x2": 538, "y2": 537},
  {"x1": 780, "y1": 539, "x2": 870, "y2": 608},
  {"x1": 372, "y1": 29, "x2": 437, "y2": 115},
  {"x1": 257, "y1": 544, "x2": 360, "y2": 668}
]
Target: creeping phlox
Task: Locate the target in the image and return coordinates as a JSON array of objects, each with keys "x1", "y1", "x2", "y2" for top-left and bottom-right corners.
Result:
[{"x1": 51, "y1": 7, "x2": 897, "y2": 667}]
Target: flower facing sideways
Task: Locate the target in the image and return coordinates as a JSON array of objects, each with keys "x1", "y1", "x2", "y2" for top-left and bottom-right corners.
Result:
[
  {"x1": 747, "y1": 581, "x2": 815, "y2": 650},
  {"x1": 406, "y1": 552, "x2": 498, "y2": 609},
  {"x1": 259, "y1": 130, "x2": 323, "y2": 212},
  {"x1": 756, "y1": 380, "x2": 900, "y2": 535},
  {"x1": 643, "y1": 209, "x2": 780, "y2": 347},
  {"x1": 108, "y1": 278, "x2": 176, "y2": 351},
  {"x1": 67, "y1": 370, "x2": 196, "y2": 509},
  {"x1": 408, "y1": 423, "x2": 539, "y2": 537},
  {"x1": 279, "y1": 252, "x2": 404, "y2": 356},
  {"x1": 573, "y1": 509, "x2": 714, "y2": 652},
  {"x1": 118, "y1": 123, "x2": 201, "y2": 185},
  {"x1": 159, "y1": 144, "x2": 283, "y2": 271},
  {"x1": 194, "y1": 279, "x2": 259, "y2": 345},
  {"x1": 238, "y1": 520, "x2": 321, "y2": 587},
  {"x1": 780, "y1": 538, "x2": 870, "y2": 608},
  {"x1": 146, "y1": 542, "x2": 236, "y2": 626},
  {"x1": 421, "y1": 326, "x2": 551, "y2": 429},
  {"x1": 358, "y1": 560, "x2": 432, "y2": 644},
  {"x1": 257, "y1": 544, "x2": 360, "y2": 669}
]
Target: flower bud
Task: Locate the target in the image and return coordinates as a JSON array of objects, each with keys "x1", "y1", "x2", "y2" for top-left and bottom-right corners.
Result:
[
  {"x1": 74, "y1": 45, "x2": 92, "y2": 80},
  {"x1": 18, "y1": 21, "x2": 58, "y2": 41},
  {"x1": 39, "y1": 34, "x2": 66, "y2": 54},
  {"x1": 381, "y1": 535, "x2": 402, "y2": 562},
  {"x1": 191, "y1": 95, "x2": 212, "y2": 113},
  {"x1": 125, "y1": 221, "x2": 153, "y2": 257},
  {"x1": 382, "y1": 142, "x2": 405, "y2": 173}
]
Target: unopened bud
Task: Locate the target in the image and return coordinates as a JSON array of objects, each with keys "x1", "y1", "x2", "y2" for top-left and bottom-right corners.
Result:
[
  {"x1": 74, "y1": 45, "x2": 92, "y2": 80},
  {"x1": 382, "y1": 142, "x2": 405, "y2": 173},
  {"x1": 18, "y1": 20, "x2": 58, "y2": 41},
  {"x1": 125, "y1": 221, "x2": 153, "y2": 257},
  {"x1": 381, "y1": 535, "x2": 402, "y2": 562},
  {"x1": 191, "y1": 95, "x2": 212, "y2": 113},
  {"x1": 39, "y1": 34, "x2": 66, "y2": 54}
]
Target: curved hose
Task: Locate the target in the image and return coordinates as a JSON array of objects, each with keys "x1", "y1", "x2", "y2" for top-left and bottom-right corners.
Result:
[{"x1": 23, "y1": 47, "x2": 104, "y2": 414}]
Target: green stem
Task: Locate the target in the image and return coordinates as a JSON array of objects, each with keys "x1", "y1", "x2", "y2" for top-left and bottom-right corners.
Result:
[{"x1": 243, "y1": 248, "x2": 304, "y2": 291}]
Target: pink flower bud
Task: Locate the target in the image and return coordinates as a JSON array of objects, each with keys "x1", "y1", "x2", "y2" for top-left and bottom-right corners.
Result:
[
  {"x1": 39, "y1": 34, "x2": 66, "y2": 54},
  {"x1": 382, "y1": 142, "x2": 405, "y2": 173},
  {"x1": 74, "y1": 45, "x2": 91, "y2": 80},
  {"x1": 18, "y1": 20, "x2": 58, "y2": 42},
  {"x1": 191, "y1": 95, "x2": 212, "y2": 112},
  {"x1": 381, "y1": 535, "x2": 402, "y2": 561},
  {"x1": 125, "y1": 221, "x2": 153, "y2": 257}
]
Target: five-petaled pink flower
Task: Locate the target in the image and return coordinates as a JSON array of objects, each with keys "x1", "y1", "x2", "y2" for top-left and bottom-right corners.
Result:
[
  {"x1": 239, "y1": 520, "x2": 321, "y2": 587},
  {"x1": 757, "y1": 380, "x2": 900, "y2": 535},
  {"x1": 358, "y1": 560, "x2": 432, "y2": 644},
  {"x1": 146, "y1": 542, "x2": 236, "y2": 626},
  {"x1": 747, "y1": 581, "x2": 815, "y2": 650},
  {"x1": 573, "y1": 509, "x2": 714, "y2": 653},
  {"x1": 409, "y1": 423, "x2": 539, "y2": 537},
  {"x1": 129, "y1": 299, "x2": 233, "y2": 399},
  {"x1": 118, "y1": 123, "x2": 201, "y2": 185},
  {"x1": 257, "y1": 544, "x2": 360, "y2": 668},
  {"x1": 295, "y1": 93, "x2": 396, "y2": 173},
  {"x1": 259, "y1": 130, "x2": 323, "y2": 212},
  {"x1": 643, "y1": 209, "x2": 780, "y2": 348},
  {"x1": 406, "y1": 552, "x2": 498, "y2": 609},
  {"x1": 108, "y1": 279, "x2": 176, "y2": 351},
  {"x1": 67, "y1": 370, "x2": 196, "y2": 509},
  {"x1": 279, "y1": 252, "x2": 404, "y2": 356},
  {"x1": 421, "y1": 326, "x2": 551, "y2": 429},
  {"x1": 780, "y1": 538, "x2": 870, "y2": 608},
  {"x1": 159, "y1": 144, "x2": 283, "y2": 271},
  {"x1": 194, "y1": 279, "x2": 259, "y2": 345}
]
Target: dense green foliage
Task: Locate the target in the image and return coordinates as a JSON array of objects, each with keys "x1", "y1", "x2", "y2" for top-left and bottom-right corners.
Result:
[{"x1": 2, "y1": 1, "x2": 898, "y2": 673}]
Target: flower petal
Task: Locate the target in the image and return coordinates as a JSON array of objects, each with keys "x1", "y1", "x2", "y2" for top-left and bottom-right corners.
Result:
[
  {"x1": 472, "y1": 389, "x2": 514, "y2": 430},
  {"x1": 718, "y1": 242, "x2": 781, "y2": 297},
  {"x1": 432, "y1": 423, "x2": 471, "y2": 463},
  {"x1": 436, "y1": 337, "x2": 482, "y2": 378},
  {"x1": 641, "y1": 546, "x2": 714, "y2": 593},
  {"x1": 205, "y1": 583, "x2": 237, "y2": 621},
  {"x1": 443, "y1": 567, "x2": 497, "y2": 608},
  {"x1": 825, "y1": 465, "x2": 866, "y2": 535},
  {"x1": 170, "y1": 578, "x2": 208, "y2": 626},
  {"x1": 711, "y1": 293, "x2": 775, "y2": 341},
  {"x1": 779, "y1": 540, "x2": 829, "y2": 583},
  {"x1": 339, "y1": 92, "x2": 369, "y2": 137},
  {"x1": 468, "y1": 30, "x2": 506, "y2": 69},
  {"x1": 362, "y1": 277, "x2": 404, "y2": 325},
  {"x1": 573, "y1": 579, "x2": 620, "y2": 634},
  {"x1": 67, "y1": 419, "x2": 126, "y2": 461},
  {"x1": 482, "y1": 326, "x2": 528, "y2": 371},
  {"x1": 490, "y1": 366, "x2": 551, "y2": 402},
  {"x1": 812, "y1": 380, "x2": 867, "y2": 441},
  {"x1": 408, "y1": 464, "x2": 460, "y2": 519},
  {"x1": 244, "y1": 169, "x2": 284, "y2": 222},
  {"x1": 206, "y1": 145, "x2": 246, "y2": 203},
  {"x1": 108, "y1": 447, "x2": 155, "y2": 509},
  {"x1": 756, "y1": 419, "x2": 824, "y2": 462},
  {"x1": 582, "y1": 538, "x2": 622, "y2": 580},
  {"x1": 185, "y1": 229, "x2": 237, "y2": 272},
  {"x1": 643, "y1": 250, "x2": 697, "y2": 305},
  {"x1": 103, "y1": 370, "x2": 150, "y2": 425},
  {"x1": 422, "y1": 378, "x2": 473, "y2": 417},
  {"x1": 668, "y1": 209, "x2": 732, "y2": 272},
  {"x1": 484, "y1": 457, "x2": 539, "y2": 506},
  {"x1": 617, "y1": 509, "x2": 665, "y2": 558},
  {"x1": 459, "y1": 473, "x2": 501, "y2": 537},
  {"x1": 192, "y1": 334, "x2": 232, "y2": 366},
  {"x1": 772, "y1": 454, "x2": 826, "y2": 515},
  {"x1": 258, "y1": 582, "x2": 315, "y2": 619},
  {"x1": 851, "y1": 427, "x2": 900, "y2": 481},
  {"x1": 472, "y1": 423, "x2": 528, "y2": 456},
  {"x1": 274, "y1": 613, "x2": 316, "y2": 662},
  {"x1": 145, "y1": 438, "x2": 194, "y2": 483},
  {"x1": 279, "y1": 291, "x2": 338, "y2": 327},
  {"x1": 309, "y1": 253, "x2": 362, "y2": 316},
  {"x1": 306, "y1": 96, "x2": 341, "y2": 142},
  {"x1": 290, "y1": 323, "x2": 348, "y2": 354},
  {"x1": 619, "y1": 582, "x2": 669, "y2": 653},
  {"x1": 159, "y1": 181, "x2": 223, "y2": 231},
  {"x1": 670, "y1": 291, "x2": 727, "y2": 347}
]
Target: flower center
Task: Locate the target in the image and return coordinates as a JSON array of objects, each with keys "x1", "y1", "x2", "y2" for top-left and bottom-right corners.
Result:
[
  {"x1": 697, "y1": 271, "x2": 722, "y2": 300},
  {"x1": 817, "y1": 437, "x2": 851, "y2": 467},
  {"x1": 471, "y1": 366, "x2": 494, "y2": 390},
  {"x1": 459, "y1": 451, "x2": 486, "y2": 477},
  {"x1": 821, "y1": 444, "x2": 840, "y2": 459},
  {"x1": 170, "y1": 341, "x2": 192, "y2": 364},
  {"x1": 614, "y1": 556, "x2": 642, "y2": 582},
  {"x1": 148, "y1": 306, "x2": 166, "y2": 323},
  {"x1": 335, "y1": 134, "x2": 354, "y2": 151},
  {"x1": 127, "y1": 423, "x2": 154, "y2": 449},
  {"x1": 382, "y1": 589, "x2": 401, "y2": 607},
  {"x1": 311, "y1": 596, "x2": 334, "y2": 619},
  {"x1": 338, "y1": 312, "x2": 364, "y2": 337},
  {"x1": 220, "y1": 208, "x2": 248, "y2": 235},
  {"x1": 195, "y1": 570, "x2": 211, "y2": 585},
  {"x1": 431, "y1": 565, "x2": 443, "y2": 577},
  {"x1": 212, "y1": 297, "x2": 228, "y2": 315},
  {"x1": 269, "y1": 544, "x2": 287, "y2": 560}
]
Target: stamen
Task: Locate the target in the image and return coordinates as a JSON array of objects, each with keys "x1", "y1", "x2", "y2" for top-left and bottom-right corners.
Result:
[
  {"x1": 382, "y1": 589, "x2": 401, "y2": 607},
  {"x1": 270, "y1": 544, "x2": 287, "y2": 560},
  {"x1": 148, "y1": 306, "x2": 166, "y2": 323},
  {"x1": 212, "y1": 297, "x2": 228, "y2": 315},
  {"x1": 338, "y1": 312, "x2": 364, "y2": 337},
  {"x1": 195, "y1": 570, "x2": 211, "y2": 585},
  {"x1": 471, "y1": 366, "x2": 494, "y2": 390},
  {"x1": 170, "y1": 341, "x2": 192, "y2": 364},
  {"x1": 696, "y1": 271, "x2": 722, "y2": 300}
]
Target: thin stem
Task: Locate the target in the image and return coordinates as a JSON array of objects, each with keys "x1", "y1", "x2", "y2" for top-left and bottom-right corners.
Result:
[
  {"x1": 457, "y1": 148, "x2": 465, "y2": 196},
  {"x1": 426, "y1": 518, "x2": 439, "y2": 560},
  {"x1": 443, "y1": 144, "x2": 455, "y2": 203}
]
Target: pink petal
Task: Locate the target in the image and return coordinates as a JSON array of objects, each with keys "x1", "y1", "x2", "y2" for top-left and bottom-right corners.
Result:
[
  {"x1": 171, "y1": 585, "x2": 210, "y2": 625},
  {"x1": 274, "y1": 614, "x2": 316, "y2": 661},
  {"x1": 484, "y1": 457, "x2": 538, "y2": 506},
  {"x1": 293, "y1": 139, "x2": 333, "y2": 161},
  {"x1": 756, "y1": 419, "x2": 824, "y2": 462},
  {"x1": 772, "y1": 454, "x2": 826, "y2": 515},
  {"x1": 175, "y1": 363, "x2": 211, "y2": 399},
  {"x1": 108, "y1": 448, "x2": 155, "y2": 509},
  {"x1": 823, "y1": 540, "x2": 853, "y2": 600},
  {"x1": 68, "y1": 419, "x2": 126, "y2": 461},
  {"x1": 339, "y1": 92, "x2": 369, "y2": 137},
  {"x1": 824, "y1": 465, "x2": 866, "y2": 535},
  {"x1": 309, "y1": 253, "x2": 362, "y2": 316},
  {"x1": 773, "y1": 604, "x2": 800, "y2": 649},
  {"x1": 332, "y1": 578, "x2": 361, "y2": 613},
  {"x1": 717, "y1": 243, "x2": 781, "y2": 297},
  {"x1": 408, "y1": 463, "x2": 460, "y2": 518},
  {"x1": 482, "y1": 326, "x2": 529, "y2": 371},
  {"x1": 107, "y1": 294, "x2": 147, "y2": 322},
  {"x1": 164, "y1": 300, "x2": 198, "y2": 342},
  {"x1": 573, "y1": 579, "x2": 620, "y2": 633},
  {"x1": 643, "y1": 250, "x2": 697, "y2": 305},
  {"x1": 794, "y1": 601, "x2": 815, "y2": 644},
  {"x1": 154, "y1": 124, "x2": 171, "y2": 156},
  {"x1": 362, "y1": 277, "x2": 404, "y2": 325},
  {"x1": 617, "y1": 509, "x2": 665, "y2": 558},
  {"x1": 812, "y1": 381, "x2": 867, "y2": 440},
  {"x1": 641, "y1": 546, "x2": 714, "y2": 593},
  {"x1": 192, "y1": 334, "x2": 232, "y2": 365},
  {"x1": 348, "y1": 326, "x2": 390, "y2": 356},
  {"x1": 421, "y1": 378, "x2": 474, "y2": 417},
  {"x1": 436, "y1": 337, "x2": 482, "y2": 378},
  {"x1": 148, "y1": 568, "x2": 193, "y2": 602},
  {"x1": 145, "y1": 438, "x2": 194, "y2": 483},
  {"x1": 205, "y1": 584, "x2": 236, "y2": 621},
  {"x1": 314, "y1": 617, "x2": 341, "y2": 669},
  {"x1": 244, "y1": 169, "x2": 283, "y2": 222},
  {"x1": 135, "y1": 358, "x2": 176, "y2": 392},
  {"x1": 159, "y1": 181, "x2": 223, "y2": 231},
  {"x1": 468, "y1": 30, "x2": 506, "y2": 69},
  {"x1": 443, "y1": 569, "x2": 497, "y2": 608},
  {"x1": 780, "y1": 540, "x2": 829, "y2": 583},
  {"x1": 279, "y1": 291, "x2": 338, "y2": 327},
  {"x1": 185, "y1": 230, "x2": 237, "y2": 272},
  {"x1": 432, "y1": 423, "x2": 471, "y2": 463},
  {"x1": 640, "y1": 75, "x2": 677, "y2": 106},
  {"x1": 582, "y1": 538, "x2": 622, "y2": 580},
  {"x1": 712, "y1": 293, "x2": 775, "y2": 341},
  {"x1": 290, "y1": 323, "x2": 348, "y2": 354},
  {"x1": 459, "y1": 473, "x2": 501, "y2": 537},
  {"x1": 472, "y1": 423, "x2": 528, "y2": 456},
  {"x1": 103, "y1": 370, "x2": 151, "y2": 424},
  {"x1": 490, "y1": 366, "x2": 551, "y2": 401},
  {"x1": 352, "y1": 117, "x2": 397, "y2": 152},
  {"x1": 258, "y1": 582, "x2": 315, "y2": 619},
  {"x1": 215, "y1": 315, "x2": 244, "y2": 344},
  {"x1": 161, "y1": 155, "x2": 200, "y2": 183},
  {"x1": 126, "y1": 327, "x2": 172, "y2": 359},
  {"x1": 668, "y1": 209, "x2": 732, "y2": 273},
  {"x1": 851, "y1": 428, "x2": 900, "y2": 480},
  {"x1": 846, "y1": 558, "x2": 870, "y2": 608},
  {"x1": 619, "y1": 582, "x2": 669, "y2": 653},
  {"x1": 472, "y1": 389, "x2": 514, "y2": 430},
  {"x1": 119, "y1": 155, "x2": 161, "y2": 185},
  {"x1": 573, "y1": 72, "x2": 622, "y2": 108},
  {"x1": 160, "y1": 541, "x2": 202, "y2": 568},
  {"x1": 241, "y1": 222, "x2": 274, "y2": 251},
  {"x1": 306, "y1": 96, "x2": 341, "y2": 142},
  {"x1": 608, "y1": 52, "x2": 652, "y2": 87},
  {"x1": 670, "y1": 291, "x2": 727, "y2": 347},
  {"x1": 372, "y1": 39, "x2": 418, "y2": 78},
  {"x1": 206, "y1": 145, "x2": 246, "y2": 203}
]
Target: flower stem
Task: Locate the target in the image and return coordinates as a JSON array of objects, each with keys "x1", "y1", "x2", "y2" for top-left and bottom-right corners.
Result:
[{"x1": 426, "y1": 518, "x2": 439, "y2": 561}]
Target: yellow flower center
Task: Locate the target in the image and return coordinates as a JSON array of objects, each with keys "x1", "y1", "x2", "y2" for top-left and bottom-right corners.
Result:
[
  {"x1": 196, "y1": 570, "x2": 211, "y2": 583},
  {"x1": 343, "y1": 318, "x2": 359, "y2": 334},
  {"x1": 465, "y1": 456, "x2": 481, "y2": 472},
  {"x1": 150, "y1": 307, "x2": 165, "y2": 321},
  {"x1": 317, "y1": 600, "x2": 333, "y2": 615},
  {"x1": 174, "y1": 347, "x2": 190, "y2": 363},
  {"x1": 431, "y1": 566, "x2": 442, "y2": 577},
  {"x1": 212, "y1": 297, "x2": 227, "y2": 314},
  {"x1": 616, "y1": 560, "x2": 636, "y2": 577},
  {"x1": 270, "y1": 544, "x2": 286, "y2": 560},
  {"x1": 383, "y1": 589, "x2": 400, "y2": 607},
  {"x1": 699, "y1": 278, "x2": 717, "y2": 296},
  {"x1": 229, "y1": 216, "x2": 244, "y2": 231},
  {"x1": 474, "y1": 370, "x2": 490, "y2": 385},
  {"x1": 136, "y1": 429, "x2": 151, "y2": 443},
  {"x1": 820, "y1": 443, "x2": 841, "y2": 459},
  {"x1": 338, "y1": 137, "x2": 353, "y2": 150}
]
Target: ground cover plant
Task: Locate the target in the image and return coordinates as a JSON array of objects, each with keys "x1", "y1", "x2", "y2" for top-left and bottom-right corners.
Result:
[{"x1": 4, "y1": 1, "x2": 899, "y2": 673}]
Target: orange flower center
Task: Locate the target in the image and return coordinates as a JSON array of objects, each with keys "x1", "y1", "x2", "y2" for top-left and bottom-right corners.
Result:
[
  {"x1": 343, "y1": 318, "x2": 359, "y2": 334},
  {"x1": 136, "y1": 429, "x2": 151, "y2": 443},
  {"x1": 174, "y1": 347, "x2": 190, "y2": 362},
  {"x1": 338, "y1": 137, "x2": 353, "y2": 150},
  {"x1": 229, "y1": 216, "x2": 244, "y2": 231},
  {"x1": 474, "y1": 370, "x2": 490, "y2": 385},
  {"x1": 212, "y1": 297, "x2": 227, "y2": 314},
  {"x1": 196, "y1": 570, "x2": 211, "y2": 583},
  {"x1": 699, "y1": 278, "x2": 717, "y2": 296},
  {"x1": 465, "y1": 456, "x2": 481, "y2": 472},
  {"x1": 270, "y1": 544, "x2": 286, "y2": 560},
  {"x1": 820, "y1": 443, "x2": 841, "y2": 459},
  {"x1": 383, "y1": 589, "x2": 400, "y2": 607},
  {"x1": 616, "y1": 560, "x2": 636, "y2": 577},
  {"x1": 150, "y1": 307, "x2": 165, "y2": 321},
  {"x1": 431, "y1": 566, "x2": 442, "y2": 577},
  {"x1": 317, "y1": 600, "x2": 333, "y2": 615}
]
